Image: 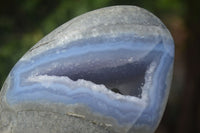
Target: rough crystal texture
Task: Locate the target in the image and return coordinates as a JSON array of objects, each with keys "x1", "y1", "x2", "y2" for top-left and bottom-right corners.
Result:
[{"x1": 0, "y1": 6, "x2": 174, "y2": 133}]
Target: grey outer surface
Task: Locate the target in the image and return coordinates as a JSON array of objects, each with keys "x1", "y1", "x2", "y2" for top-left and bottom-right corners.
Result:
[{"x1": 0, "y1": 6, "x2": 174, "y2": 133}]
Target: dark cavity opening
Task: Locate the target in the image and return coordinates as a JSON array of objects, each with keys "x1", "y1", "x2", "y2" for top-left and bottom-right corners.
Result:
[
  {"x1": 41, "y1": 49, "x2": 162, "y2": 98},
  {"x1": 47, "y1": 61, "x2": 146, "y2": 98}
]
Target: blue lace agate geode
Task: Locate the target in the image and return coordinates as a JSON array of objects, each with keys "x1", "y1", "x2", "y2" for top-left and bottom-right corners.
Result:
[{"x1": 0, "y1": 6, "x2": 174, "y2": 133}]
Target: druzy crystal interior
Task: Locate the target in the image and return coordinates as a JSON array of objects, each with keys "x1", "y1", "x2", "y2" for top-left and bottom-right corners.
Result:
[{"x1": 0, "y1": 6, "x2": 174, "y2": 133}]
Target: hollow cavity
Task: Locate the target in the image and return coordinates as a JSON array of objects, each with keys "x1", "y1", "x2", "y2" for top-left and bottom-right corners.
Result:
[{"x1": 36, "y1": 48, "x2": 163, "y2": 98}]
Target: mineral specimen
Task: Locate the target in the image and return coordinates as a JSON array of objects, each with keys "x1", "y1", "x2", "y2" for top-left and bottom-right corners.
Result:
[{"x1": 0, "y1": 6, "x2": 174, "y2": 133}]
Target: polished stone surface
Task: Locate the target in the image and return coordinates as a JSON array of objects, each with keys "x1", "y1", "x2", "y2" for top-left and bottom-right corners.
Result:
[{"x1": 0, "y1": 6, "x2": 174, "y2": 133}]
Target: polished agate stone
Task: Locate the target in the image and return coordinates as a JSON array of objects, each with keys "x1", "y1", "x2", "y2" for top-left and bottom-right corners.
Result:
[{"x1": 0, "y1": 6, "x2": 174, "y2": 133}]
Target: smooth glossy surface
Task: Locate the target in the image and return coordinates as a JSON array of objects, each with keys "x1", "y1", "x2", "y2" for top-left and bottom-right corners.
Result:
[{"x1": 0, "y1": 6, "x2": 174, "y2": 133}]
